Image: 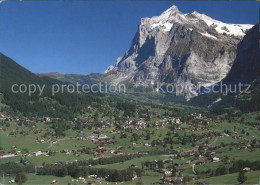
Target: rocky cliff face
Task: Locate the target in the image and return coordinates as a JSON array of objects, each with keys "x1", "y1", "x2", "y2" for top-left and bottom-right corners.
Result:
[
  {"x1": 106, "y1": 5, "x2": 253, "y2": 99},
  {"x1": 187, "y1": 23, "x2": 260, "y2": 107},
  {"x1": 222, "y1": 22, "x2": 260, "y2": 86}
]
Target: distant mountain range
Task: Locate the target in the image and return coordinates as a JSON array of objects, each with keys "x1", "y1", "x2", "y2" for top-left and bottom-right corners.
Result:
[{"x1": 38, "y1": 72, "x2": 105, "y2": 85}]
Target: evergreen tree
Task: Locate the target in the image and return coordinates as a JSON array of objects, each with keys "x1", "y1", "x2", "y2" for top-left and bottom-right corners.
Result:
[
  {"x1": 171, "y1": 167, "x2": 176, "y2": 177},
  {"x1": 237, "y1": 170, "x2": 247, "y2": 184},
  {"x1": 15, "y1": 171, "x2": 28, "y2": 184}
]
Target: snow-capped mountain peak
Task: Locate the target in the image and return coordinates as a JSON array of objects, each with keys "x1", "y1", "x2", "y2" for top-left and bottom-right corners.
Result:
[
  {"x1": 143, "y1": 6, "x2": 253, "y2": 37},
  {"x1": 160, "y1": 5, "x2": 180, "y2": 18},
  {"x1": 141, "y1": 5, "x2": 186, "y2": 32},
  {"x1": 106, "y1": 5, "x2": 255, "y2": 99},
  {"x1": 191, "y1": 11, "x2": 253, "y2": 37}
]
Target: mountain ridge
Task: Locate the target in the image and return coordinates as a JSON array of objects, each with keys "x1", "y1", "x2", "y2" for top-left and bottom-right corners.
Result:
[
  {"x1": 190, "y1": 22, "x2": 260, "y2": 111},
  {"x1": 222, "y1": 22, "x2": 260, "y2": 86},
  {"x1": 104, "y1": 5, "x2": 253, "y2": 99},
  {"x1": 37, "y1": 6, "x2": 256, "y2": 101}
]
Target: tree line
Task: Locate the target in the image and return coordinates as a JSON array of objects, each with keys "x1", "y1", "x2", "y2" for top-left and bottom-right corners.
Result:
[{"x1": 37, "y1": 162, "x2": 143, "y2": 182}]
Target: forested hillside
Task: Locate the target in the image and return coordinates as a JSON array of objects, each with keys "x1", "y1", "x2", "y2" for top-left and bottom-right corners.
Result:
[{"x1": 0, "y1": 53, "x2": 137, "y2": 119}]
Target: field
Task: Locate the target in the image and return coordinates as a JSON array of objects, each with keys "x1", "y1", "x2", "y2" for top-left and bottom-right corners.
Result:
[
  {"x1": 4, "y1": 174, "x2": 88, "y2": 185},
  {"x1": 201, "y1": 170, "x2": 260, "y2": 184}
]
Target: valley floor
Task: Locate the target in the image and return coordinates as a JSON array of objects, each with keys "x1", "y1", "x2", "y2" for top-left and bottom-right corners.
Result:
[{"x1": 0, "y1": 110, "x2": 260, "y2": 184}]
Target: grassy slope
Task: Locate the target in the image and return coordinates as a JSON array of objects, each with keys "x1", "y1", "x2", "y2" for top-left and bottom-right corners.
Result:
[
  {"x1": 4, "y1": 174, "x2": 87, "y2": 185},
  {"x1": 200, "y1": 170, "x2": 260, "y2": 184}
]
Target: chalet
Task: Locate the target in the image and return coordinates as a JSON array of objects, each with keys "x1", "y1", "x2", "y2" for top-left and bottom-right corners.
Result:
[
  {"x1": 220, "y1": 132, "x2": 229, "y2": 137},
  {"x1": 175, "y1": 118, "x2": 181, "y2": 124},
  {"x1": 78, "y1": 177, "x2": 85, "y2": 181},
  {"x1": 137, "y1": 118, "x2": 147, "y2": 128},
  {"x1": 44, "y1": 117, "x2": 51, "y2": 122},
  {"x1": 243, "y1": 167, "x2": 251, "y2": 172},
  {"x1": 213, "y1": 157, "x2": 220, "y2": 162},
  {"x1": 76, "y1": 136, "x2": 87, "y2": 141},
  {"x1": 96, "y1": 146, "x2": 106, "y2": 151},
  {"x1": 0, "y1": 151, "x2": 5, "y2": 156},
  {"x1": 113, "y1": 151, "x2": 123, "y2": 155},
  {"x1": 51, "y1": 180, "x2": 58, "y2": 184},
  {"x1": 168, "y1": 117, "x2": 175, "y2": 122},
  {"x1": 161, "y1": 168, "x2": 171, "y2": 175},
  {"x1": 12, "y1": 146, "x2": 17, "y2": 149},
  {"x1": 132, "y1": 171, "x2": 138, "y2": 180},
  {"x1": 8, "y1": 150, "x2": 16, "y2": 155},
  {"x1": 98, "y1": 134, "x2": 108, "y2": 140},
  {"x1": 163, "y1": 177, "x2": 173, "y2": 184},
  {"x1": 33, "y1": 151, "x2": 43, "y2": 157},
  {"x1": 111, "y1": 150, "x2": 119, "y2": 155},
  {"x1": 62, "y1": 149, "x2": 69, "y2": 154},
  {"x1": 43, "y1": 151, "x2": 50, "y2": 156},
  {"x1": 198, "y1": 158, "x2": 206, "y2": 165},
  {"x1": 88, "y1": 181, "x2": 95, "y2": 185},
  {"x1": 9, "y1": 180, "x2": 15, "y2": 184},
  {"x1": 181, "y1": 149, "x2": 193, "y2": 157},
  {"x1": 88, "y1": 135, "x2": 97, "y2": 141}
]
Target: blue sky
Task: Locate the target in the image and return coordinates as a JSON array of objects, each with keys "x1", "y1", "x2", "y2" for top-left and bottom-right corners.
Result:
[{"x1": 0, "y1": 1, "x2": 258, "y2": 75}]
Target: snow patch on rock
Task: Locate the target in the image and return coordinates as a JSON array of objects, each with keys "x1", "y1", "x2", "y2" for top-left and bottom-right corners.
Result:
[
  {"x1": 104, "y1": 65, "x2": 114, "y2": 74},
  {"x1": 192, "y1": 11, "x2": 253, "y2": 37}
]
